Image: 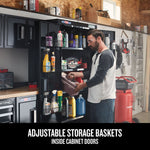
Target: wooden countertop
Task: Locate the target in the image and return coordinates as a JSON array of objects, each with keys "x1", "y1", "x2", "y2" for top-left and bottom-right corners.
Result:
[{"x1": 0, "y1": 86, "x2": 38, "y2": 99}]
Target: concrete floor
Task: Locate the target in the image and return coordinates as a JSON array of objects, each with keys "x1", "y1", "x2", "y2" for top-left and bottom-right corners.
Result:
[{"x1": 133, "y1": 111, "x2": 150, "y2": 123}]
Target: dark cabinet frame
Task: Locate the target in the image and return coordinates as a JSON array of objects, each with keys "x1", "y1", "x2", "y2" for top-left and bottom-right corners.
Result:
[{"x1": 0, "y1": 15, "x2": 4, "y2": 48}]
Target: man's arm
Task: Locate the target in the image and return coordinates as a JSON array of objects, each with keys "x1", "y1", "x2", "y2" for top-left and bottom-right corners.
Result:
[{"x1": 86, "y1": 51, "x2": 114, "y2": 88}]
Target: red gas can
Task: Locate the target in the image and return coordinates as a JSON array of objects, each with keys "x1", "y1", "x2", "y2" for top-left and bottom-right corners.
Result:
[
  {"x1": 115, "y1": 90, "x2": 133, "y2": 123},
  {"x1": 115, "y1": 76, "x2": 137, "y2": 123}
]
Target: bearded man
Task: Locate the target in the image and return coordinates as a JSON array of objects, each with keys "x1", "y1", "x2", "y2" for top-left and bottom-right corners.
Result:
[{"x1": 67, "y1": 30, "x2": 116, "y2": 123}]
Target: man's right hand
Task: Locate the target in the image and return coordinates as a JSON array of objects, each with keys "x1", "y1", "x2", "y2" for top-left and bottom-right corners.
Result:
[{"x1": 67, "y1": 72, "x2": 84, "y2": 80}]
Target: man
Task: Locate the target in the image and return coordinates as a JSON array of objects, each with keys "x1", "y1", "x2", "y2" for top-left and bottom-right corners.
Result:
[{"x1": 67, "y1": 29, "x2": 116, "y2": 123}]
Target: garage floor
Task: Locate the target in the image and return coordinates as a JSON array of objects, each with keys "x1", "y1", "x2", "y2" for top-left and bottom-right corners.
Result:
[{"x1": 133, "y1": 111, "x2": 150, "y2": 123}]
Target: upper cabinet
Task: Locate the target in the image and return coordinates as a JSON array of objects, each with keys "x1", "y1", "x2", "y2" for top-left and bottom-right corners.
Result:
[
  {"x1": 4, "y1": 16, "x2": 26, "y2": 48},
  {"x1": 0, "y1": 15, "x2": 35, "y2": 49}
]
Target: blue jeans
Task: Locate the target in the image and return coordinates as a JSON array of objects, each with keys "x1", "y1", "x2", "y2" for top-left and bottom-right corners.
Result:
[{"x1": 86, "y1": 99, "x2": 115, "y2": 123}]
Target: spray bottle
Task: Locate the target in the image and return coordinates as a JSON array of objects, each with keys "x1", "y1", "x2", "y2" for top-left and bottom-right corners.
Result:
[{"x1": 51, "y1": 90, "x2": 58, "y2": 113}]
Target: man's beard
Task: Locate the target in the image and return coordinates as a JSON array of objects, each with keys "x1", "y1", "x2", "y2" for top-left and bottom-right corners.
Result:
[{"x1": 90, "y1": 41, "x2": 99, "y2": 52}]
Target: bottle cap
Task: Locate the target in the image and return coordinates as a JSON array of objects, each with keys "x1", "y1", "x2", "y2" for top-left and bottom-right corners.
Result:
[
  {"x1": 57, "y1": 90, "x2": 63, "y2": 96},
  {"x1": 79, "y1": 94, "x2": 82, "y2": 97},
  {"x1": 52, "y1": 90, "x2": 57, "y2": 95},
  {"x1": 75, "y1": 35, "x2": 78, "y2": 39}
]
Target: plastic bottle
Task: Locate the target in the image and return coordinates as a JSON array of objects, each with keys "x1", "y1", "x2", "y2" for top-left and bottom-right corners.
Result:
[
  {"x1": 111, "y1": 40, "x2": 116, "y2": 57},
  {"x1": 51, "y1": 90, "x2": 59, "y2": 113},
  {"x1": 62, "y1": 97, "x2": 69, "y2": 118},
  {"x1": 69, "y1": 96, "x2": 76, "y2": 118},
  {"x1": 57, "y1": 90, "x2": 63, "y2": 111},
  {"x1": 51, "y1": 51, "x2": 55, "y2": 72},
  {"x1": 43, "y1": 92, "x2": 51, "y2": 115},
  {"x1": 61, "y1": 59, "x2": 67, "y2": 70},
  {"x1": 69, "y1": 33, "x2": 74, "y2": 47},
  {"x1": 46, "y1": 35, "x2": 53, "y2": 47},
  {"x1": 83, "y1": 35, "x2": 86, "y2": 48},
  {"x1": 76, "y1": 7, "x2": 82, "y2": 20},
  {"x1": 76, "y1": 94, "x2": 86, "y2": 116},
  {"x1": 79, "y1": 33, "x2": 82, "y2": 48},
  {"x1": 79, "y1": 7, "x2": 82, "y2": 20},
  {"x1": 105, "y1": 34, "x2": 110, "y2": 49},
  {"x1": 63, "y1": 31, "x2": 69, "y2": 48},
  {"x1": 57, "y1": 30, "x2": 63, "y2": 47},
  {"x1": 43, "y1": 48, "x2": 51, "y2": 73},
  {"x1": 23, "y1": 0, "x2": 28, "y2": 10},
  {"x1": 73, "y1": 38, "x2": 76, "y2": 48},
  {"x1": 75, "y1": 35, "x2": 79, "y2": 48},
  {"x1": 29, "y1": 0, "x2": 36, "y2": 11},
  {"x1": 72, "y1": 9, "x2": 76, "y2": 19}
]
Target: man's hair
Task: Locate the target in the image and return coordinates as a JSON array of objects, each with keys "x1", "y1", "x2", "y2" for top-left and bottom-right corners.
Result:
[{"x1": 87, "y1": 29, "x2": 105, "y2": 42}]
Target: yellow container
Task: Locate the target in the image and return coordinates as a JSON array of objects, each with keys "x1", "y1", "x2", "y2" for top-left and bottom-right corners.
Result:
[
  {"x1": 43, "y1": 51, "x2": 51, "y2": 73},
  {"x1": 69, "y1": 96, "x2": 76, "y2": 118},
  {"x1": 72, "y1": 9, "x2": 76, "y2": 19}
]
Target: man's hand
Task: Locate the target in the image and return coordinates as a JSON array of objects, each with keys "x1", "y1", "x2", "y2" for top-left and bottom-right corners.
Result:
[
  {"x1": 67, "y1": 72, "x2": 84, "y2": 81},
  {"x1": 74, "y1": 82, "x2": 87, "y2": 93}
]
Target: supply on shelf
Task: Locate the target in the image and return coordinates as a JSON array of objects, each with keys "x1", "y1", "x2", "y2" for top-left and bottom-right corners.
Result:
[
  {"x1": 75, "y1": 35, "x2": 79, "y2": 48},
  {"x1": 57, "y1": 90, "x2": 63, "y2": 111},
  {"x1": 57, "y1": 30, "x2": 63, "y2": 47},
  {"x1": 62, "y1": 97, "x2": 69, "y2": 118},
  {"x1": 43, "y1": 92, "x2": 51, "y2": 115},
  {"x1": 76, "y1": 7, "x2": 82, "y2": 20},
  {"x1": 51, "y1": 90, "x2": 59, "y2": 113},
  {"x1": 76, "y1": 94, "x2": 86, "y2": 116},
  {"x1": 51, "y1": 51, "x2": 55, "y2": 72},
  {"x1": 83, "y1": 35, "x2": 86, "y2": 48},
  {"x1": 63, "y1": 31, "x2": 69, "y2": 48},
  {"x1": 46, "y1": 35, "x2": 53, "y2": 47},
  {"x1": 69, "y1": 96, "x2": 76, "y2": 118},
  {"x1": 43, "y1": 48, "x2": 51, "y2": 73}
]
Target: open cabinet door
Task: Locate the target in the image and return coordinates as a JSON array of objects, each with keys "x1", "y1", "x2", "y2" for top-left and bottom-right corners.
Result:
[{"x1": 144, "y1": 35, "x2": 150, "y2": 112}]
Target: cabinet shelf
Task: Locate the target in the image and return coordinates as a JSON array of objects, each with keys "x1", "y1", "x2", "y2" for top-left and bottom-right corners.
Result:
[
  {"x1": 41, "y1": 47, "x2": 84, "y2": 51},
  {"x1": 62, "y1": 47, "x2": 84, "y2": 51},
  {"x1": 62, "y1": 68, "x2": 84, "y2": 72},
  {"x1": 61, "y1": 115, "x2": 84, "y2": 123}
]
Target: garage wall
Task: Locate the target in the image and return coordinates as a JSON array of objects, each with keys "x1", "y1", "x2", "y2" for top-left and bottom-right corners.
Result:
[
  {"x1": 0, "y1": 48, "x2": 28, "y2": 83},
  {"x1": 97, "y1": 24, "x2": 147, "y2": 115},
  {"x1": 0, "y1": 0, "x2": 150, "y2": 33}
]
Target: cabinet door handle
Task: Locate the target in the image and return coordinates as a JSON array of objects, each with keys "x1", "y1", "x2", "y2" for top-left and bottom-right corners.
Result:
[{"x1": 30, "y1": 108, "x2": 37, "y2": 123}]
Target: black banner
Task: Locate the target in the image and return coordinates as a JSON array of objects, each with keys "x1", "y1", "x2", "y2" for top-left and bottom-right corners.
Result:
[{"x1": 0, "y1": 123, "x2": 148, "y2": 146}]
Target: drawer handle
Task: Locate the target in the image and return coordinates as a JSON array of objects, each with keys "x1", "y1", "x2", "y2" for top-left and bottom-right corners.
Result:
[
  {"x1": 0, "y1": 105, "x2": 13, "y2": 110},
  {"x1": 0, "y1": 112, "x2": 13, "y2": 118}
]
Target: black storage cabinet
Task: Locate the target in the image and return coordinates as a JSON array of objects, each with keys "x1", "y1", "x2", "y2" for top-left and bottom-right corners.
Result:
[
  {"x1": 15, "y1": 95, "x2": 36, "y2": 123},
  {"x1": 0, "y1": 98, "x2": 15, "y2": 123}
]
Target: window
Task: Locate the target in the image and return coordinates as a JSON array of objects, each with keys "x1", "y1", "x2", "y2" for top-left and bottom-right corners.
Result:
[{"x1": 103, "y1": 0, "x2": 121, "y2": 21}]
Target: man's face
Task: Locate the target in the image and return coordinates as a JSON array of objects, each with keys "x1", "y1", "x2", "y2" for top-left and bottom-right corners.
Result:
[{"x1": 87, "y1": 35, "x2": 99, "y2": 52}]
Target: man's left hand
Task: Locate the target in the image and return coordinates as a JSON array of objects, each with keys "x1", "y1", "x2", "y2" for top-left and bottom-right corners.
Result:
[{"x1": 74, "y1": 82, "x2": 87, "y2": 93}]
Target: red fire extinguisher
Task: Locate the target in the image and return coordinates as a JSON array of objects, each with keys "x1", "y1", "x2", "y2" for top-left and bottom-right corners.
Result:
[{"x1": 115, "y1": 76, "x2": 137, "y2": 123}]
